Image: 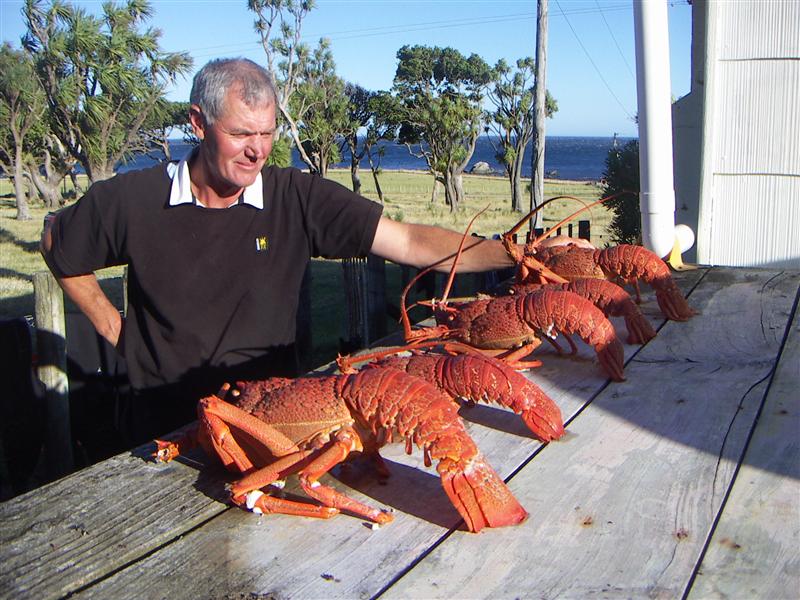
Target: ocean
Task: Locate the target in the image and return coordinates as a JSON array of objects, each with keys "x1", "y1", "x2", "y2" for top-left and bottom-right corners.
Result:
[{"x1": 120, "y1": 135, "x2": 635, "y2": 182}]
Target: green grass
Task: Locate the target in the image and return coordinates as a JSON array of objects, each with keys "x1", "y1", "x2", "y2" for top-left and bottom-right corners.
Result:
[{"x1": 1, "y1": 170, "x2": 612, "y2": 366}]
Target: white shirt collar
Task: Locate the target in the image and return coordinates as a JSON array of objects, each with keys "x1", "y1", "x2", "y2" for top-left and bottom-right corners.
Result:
[{"x1": 166, "y1": 149, "x2": 264, "y2": 209}]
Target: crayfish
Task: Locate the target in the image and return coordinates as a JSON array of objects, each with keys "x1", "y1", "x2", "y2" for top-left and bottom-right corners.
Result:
[
  {"x1": 399, "y1": 211, "x2": 626, "y2": 381},
  {"x1": 154, "y1": 367, "x2": 528, "y2": 533},
  {"x1": 501, "y1": 279, "x2": 657, "y2": 345},
  {"x1": 502, "y1": 194, "x2": 697, "y2": 322}
]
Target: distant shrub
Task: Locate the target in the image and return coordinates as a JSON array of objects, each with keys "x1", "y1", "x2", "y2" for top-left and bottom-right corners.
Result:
[
  {"x1": 392, "y1": 209, "x2": 404, "y2": 222},
  {"x1": 601, "y1": 139, "x2": 640, "y2": 245}
]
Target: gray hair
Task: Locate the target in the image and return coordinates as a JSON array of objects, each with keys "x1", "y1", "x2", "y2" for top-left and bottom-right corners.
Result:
[{"x1": 190, "y1": 58, "x2": 277, "y2": 124}]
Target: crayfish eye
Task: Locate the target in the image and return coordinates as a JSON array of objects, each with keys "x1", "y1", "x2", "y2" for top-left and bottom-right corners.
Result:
[{"x1": 448, "y1": 315, "x2": 455, "y2": 322}]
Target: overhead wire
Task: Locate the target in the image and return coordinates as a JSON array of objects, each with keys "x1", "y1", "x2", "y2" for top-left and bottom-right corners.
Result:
[
  {"x1": 554, "y1": 0, "x2": 636, "y2": 120},
  {"x1": 182, "y1": 4, "x2": 631, "y2": 60},
  {"x1": 594, "y1": 0, "x2": 636, "y2": 80}
]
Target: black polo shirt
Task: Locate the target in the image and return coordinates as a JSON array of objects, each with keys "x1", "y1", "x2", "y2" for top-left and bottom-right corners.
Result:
[{"x1": 49, "y1": 164, "x2": 383, "y2": 395}]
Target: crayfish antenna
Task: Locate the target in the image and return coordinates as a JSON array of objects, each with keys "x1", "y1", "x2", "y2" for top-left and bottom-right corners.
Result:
[
  {"x1": 399, "y1": 206, "x2": 488, "y2": 343},
  {"x1": 525, "y1": 191, "x2": 635, "y2": 253},
  {"x1": 336, "y1": 343, "x2": 429, "y2": 374},
  {"x1": 438, "y1": 206, "x2": 489, "y2": 306},
  {"x1": 505, "y1": 195, "x2": 589, "y2": 241}
]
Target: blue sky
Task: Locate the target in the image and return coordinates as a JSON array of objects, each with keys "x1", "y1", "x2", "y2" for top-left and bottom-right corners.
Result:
[{"x1": 0, "y1": 0, "x2": 693, "y2": 136}]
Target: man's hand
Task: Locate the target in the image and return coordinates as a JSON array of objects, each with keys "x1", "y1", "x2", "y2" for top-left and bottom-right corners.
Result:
[{"x1": 537, "y1": 235, "x2": 595, "y2": 250}]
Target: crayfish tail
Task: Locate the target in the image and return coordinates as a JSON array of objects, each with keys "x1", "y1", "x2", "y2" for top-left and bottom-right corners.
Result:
[
  {"x1": 438, "y1": 456, "x2": 528, "y2": 533},
  {"x1": 520, "y1": 408, "x2": 565, "y2": 442},
  {"x1": 438, "y1": 353, "x2": 565, "y2": 443},
  {"x1": 654, "y1": 283, "x2": 698, "y2": 321},
  {"x1": 623, "y1": 312, "x2": 658, "y2": 345},
  {"x1": 595, "y1": 337, "x2": 626, "y2": 382}
]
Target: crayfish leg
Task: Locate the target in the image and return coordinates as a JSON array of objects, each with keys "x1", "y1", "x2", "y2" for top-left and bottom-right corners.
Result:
[
  {"x1": 492, "y1": 342, "x2": 544, "y2": 370},
  {"x1": 153, "y1": 422, "x2": 201, "y2": 463},
  {"x1": 541, "y1": 334, "x2": 577, "y2": 356},
  {"x1": 297, "y1": 432, "x2": 394, "y2": 526},
  {"x1": 631, "y1": 279, "x2": 643, "y2": 304},
  {"x1": 232, "y1": 490, "x2": 339, "y2": 519}
]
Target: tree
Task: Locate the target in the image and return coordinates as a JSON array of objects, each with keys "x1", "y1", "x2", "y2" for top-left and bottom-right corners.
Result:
[
  {"x1": 140, "y1": 100, "x2": 190, "y2": 162},
  {"x1": 341, "y1": 85, "x2": 399, "y2": 200},
  {"x1": 0, "y1": 43, "x2": 48, "y2": 219},
  {"x1": 362, "y1": 92, "x2": 400, "y2": 203},
  {"x1": 393, "y1": 45, "x2": 494, "y2": 211},
  {"x1": 250, "y1": 0, "x2": 321, "y2": 172},
  {"x1": 601, "y1": 139, "x2": 640, "y2": 244},
  {"x1": 485, "y1": 57, "x2": 557, "y2": 213},
  {"x1": 24, "y1": 131, "x2": 75, "y2": 209},
  {"x1": 342, "y1": 83, "x2": 373, "y2": 194},
  {"x1": 22, "y1": 0, "x2": 192, "y2": 183},
  {"x1": 291, "y1": 39, "x2": 349, "y2": 176}
]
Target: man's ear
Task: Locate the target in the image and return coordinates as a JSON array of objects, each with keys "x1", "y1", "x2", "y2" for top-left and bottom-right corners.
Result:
[{"x1": 189, "y1": 105, "x2": 206, "y2": 140}]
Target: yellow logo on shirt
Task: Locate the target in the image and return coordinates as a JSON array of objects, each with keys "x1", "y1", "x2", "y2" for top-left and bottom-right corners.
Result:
[{"x1": 255, "y1": 236, "x2": 269, "y2": 252}]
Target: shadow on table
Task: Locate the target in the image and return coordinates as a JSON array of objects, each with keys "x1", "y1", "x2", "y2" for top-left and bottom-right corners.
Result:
[{"x1": 133, "y1": 439, "x2": 466, "y2": 531}]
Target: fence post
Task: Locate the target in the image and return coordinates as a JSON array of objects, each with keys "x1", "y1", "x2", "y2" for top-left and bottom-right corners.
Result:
[
  {"x1": 341, "y1": 254, "x2": 387, "y2": 352},
  {"x1": 366, "y1": 254, "x2": 387, "y2": 341},
  {"x1": 578, "y1": 219, "x2": 591, "y2": 240},
  {"x1": 33, "y1": 271, "x2": 74, "y2": 479},
  {"x1": 342, "y1": 256, "x2": 369, "y2": 351}
]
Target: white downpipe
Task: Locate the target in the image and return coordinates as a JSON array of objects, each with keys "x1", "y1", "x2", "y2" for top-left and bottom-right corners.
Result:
[{"x1": 633, "y1": 0, "x2": 694, "y2": 258}]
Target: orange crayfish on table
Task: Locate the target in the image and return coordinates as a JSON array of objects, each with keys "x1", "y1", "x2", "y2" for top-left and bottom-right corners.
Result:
[{"x1": 154, "y1": 366, "x2": 528, "y2": 533}]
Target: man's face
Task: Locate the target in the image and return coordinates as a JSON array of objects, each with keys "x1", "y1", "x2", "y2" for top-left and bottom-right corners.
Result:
[{"x1": 191, "y1": 91, "x2": 277, "y2": 193}]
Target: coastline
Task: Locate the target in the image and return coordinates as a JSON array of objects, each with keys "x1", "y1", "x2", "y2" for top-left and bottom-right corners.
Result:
[{"x1": 325, "y1": 166, "x2": 602, "y2": 186}]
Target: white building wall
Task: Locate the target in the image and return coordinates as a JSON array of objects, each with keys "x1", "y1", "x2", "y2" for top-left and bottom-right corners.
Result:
[{"x1": 697, "y1": 0, "x2": 800, "y2": 268}]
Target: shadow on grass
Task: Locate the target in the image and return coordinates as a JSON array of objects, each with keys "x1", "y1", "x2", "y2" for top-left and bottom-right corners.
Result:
[{"x1": 0, "y1": 228, "x2": 40, "y2": 254}]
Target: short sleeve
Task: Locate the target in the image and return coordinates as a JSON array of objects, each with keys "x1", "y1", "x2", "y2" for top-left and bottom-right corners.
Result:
[
  {"x1": 48, "y1": 177, "x2": 128, "y2": 276},
  {"x1": 300, "y1": 174, "x2": 384, "y2": 259}
]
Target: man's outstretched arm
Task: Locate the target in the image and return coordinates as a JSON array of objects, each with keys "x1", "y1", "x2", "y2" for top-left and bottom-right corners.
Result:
[{"x1": 369, "y1": 217, "x2": 513, "y2": 273}]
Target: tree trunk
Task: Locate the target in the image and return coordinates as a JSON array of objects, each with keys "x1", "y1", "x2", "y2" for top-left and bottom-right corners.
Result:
[
  {"x1": 69, "y1": 170, "x2": 82, "y2": 196},
  {"x1": 442, "y1": 165, "x2": 463, "y2": 213},
  {"x1": 13, "y1": 148, "x2": 31, "y2": 221},
  {"x1": 348, "y1": 135, "x2": 362, "y2": 194},
  {"x1": 430, "y1": 178, "x2": 441, "y2": 204},
  {"x1": 28, "y1": 169, "x2": 61, "y2": 209},
  {"x1": 366, "y1": 148, "x2": 384, "y2": 203},
  {"x1": 318, "y1": 147, "x2": 328, "y2": 178},
  {"x1": 27, "y1": 149, "x2": 65, "y2": 208},
  {"x1": 90, "y1": 165, "x2": 115, "y2": 184},
  {"x1": 510, "y1": 145, "x2": 526, "y2": 212},
  {"x1": 350, "y1": 162, "x2": 361, "y2": 194},
  {"x1": 281, "y1": 103, "x2": 319, "y2": 174}
]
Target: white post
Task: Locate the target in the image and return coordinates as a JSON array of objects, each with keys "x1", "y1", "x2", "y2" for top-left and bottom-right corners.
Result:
[{"x1": 633, "y1": 0, "x2": 693, "y2": 258}]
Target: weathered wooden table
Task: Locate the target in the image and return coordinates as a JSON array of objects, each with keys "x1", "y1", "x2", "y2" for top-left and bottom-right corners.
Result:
[{"x1": 2, "y1": 266, "x2": 798, "y2": 599}]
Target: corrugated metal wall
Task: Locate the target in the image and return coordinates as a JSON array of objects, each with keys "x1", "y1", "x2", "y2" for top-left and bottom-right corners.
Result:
[{"x1": 698, "y1": 0, "x2": 800, "y2": 268}]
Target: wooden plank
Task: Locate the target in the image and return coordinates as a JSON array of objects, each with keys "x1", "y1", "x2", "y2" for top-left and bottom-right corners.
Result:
[
  {"x1": 0, "y1": 446, "x2": 227, "y2": 598},
  {"x1": 381, "y1": 269, "x2": 800, "y2": 599},
  {"x1": 33, "y1": 270, "x2": 74, "y2": 479},
  {"x1": 688, "y1": 303, "x2": 800, "y2": 599},
  {"x1": 66, "y1": 271, "x2": 709, "y2": 598}
]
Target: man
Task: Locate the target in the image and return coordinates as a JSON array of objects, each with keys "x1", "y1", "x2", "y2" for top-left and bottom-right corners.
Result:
[{"x1": 40, "y1": 57, "x2": 571, "y2": 445}]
